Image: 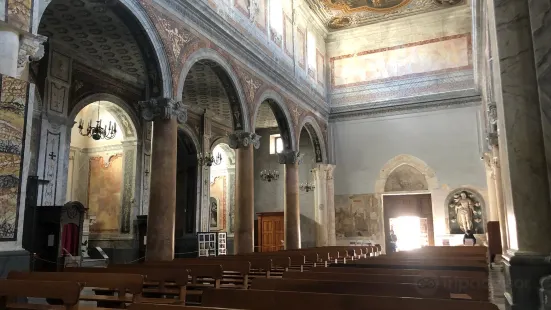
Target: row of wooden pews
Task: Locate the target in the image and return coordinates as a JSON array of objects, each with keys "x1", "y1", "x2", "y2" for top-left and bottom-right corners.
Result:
[{"x1": 0, "y1": 245, "x2": 498, "y2": 310}]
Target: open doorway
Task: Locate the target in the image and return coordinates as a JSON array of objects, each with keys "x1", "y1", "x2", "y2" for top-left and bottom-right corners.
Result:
[{"x1": 383, "y1": 194, "x2": 434, "y2": 252}]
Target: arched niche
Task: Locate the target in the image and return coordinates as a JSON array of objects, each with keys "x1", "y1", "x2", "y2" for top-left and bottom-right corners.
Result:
[
  {"x1": 375, "y1": 154, "x2": 439, "y2": 194},
  {"x1": 252, "y1": 89, "x2": 296, "y2": 151},
  {"x1": 67, "y1": 94, "x2": 141, "y2": 235},
  {"x1": 298, "y1": 116, "x2": 327, "y2": 163},
  {"x1": 384, "y1": 165, "x2": 429, "y2": 192},
  {"x1": 176, "y1": 48, "x2": 250, "y2": 132},
  {"x1": 209, "y1": 138, "x2": 236, "y2": 236}
]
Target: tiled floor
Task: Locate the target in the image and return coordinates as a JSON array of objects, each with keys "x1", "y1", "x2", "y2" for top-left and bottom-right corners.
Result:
[{"x1": 489, "y1": 263, "x2": 506, "y2": 310}]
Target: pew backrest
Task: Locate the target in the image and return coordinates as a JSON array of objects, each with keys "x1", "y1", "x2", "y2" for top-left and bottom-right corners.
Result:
[{"x1": 0, "y1": 279, "x2": 81, "y2": 309}]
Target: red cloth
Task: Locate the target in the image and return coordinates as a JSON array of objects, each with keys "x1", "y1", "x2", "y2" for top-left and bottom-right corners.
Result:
[{"x1": 61, "y1": 223, "x2": 79, "y2": 256}]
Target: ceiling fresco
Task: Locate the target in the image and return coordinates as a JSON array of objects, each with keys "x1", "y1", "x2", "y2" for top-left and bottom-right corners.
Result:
[
  {"x1": 308, "y1": 0, "x2": 466, "y2": 30},
  {"x1": 183, "y1": 64, "x2": 278, "y2": 129}
]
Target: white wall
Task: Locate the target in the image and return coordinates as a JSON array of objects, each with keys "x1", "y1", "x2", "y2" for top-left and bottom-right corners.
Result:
[{"x1": 331, "y1": 105, "x2": 488, "y2": 246}]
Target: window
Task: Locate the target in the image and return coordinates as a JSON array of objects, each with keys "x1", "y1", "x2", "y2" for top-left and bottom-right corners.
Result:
[
  {"x1": 307, "y1": 31, "x2": 317, "y2": 71},
  {"x1": 270, "y1": 0, "x2": 283, "y2": 36},
  {"x1": 269, "y1": 134, "x2": 284, "y2": 154}
]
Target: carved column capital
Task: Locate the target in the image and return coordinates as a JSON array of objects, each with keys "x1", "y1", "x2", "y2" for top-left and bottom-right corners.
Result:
[
  {"x1": 278, "y1": 150, "x2": 303, "y2": 165},
  {"x1": 138, "y1": 97, "x2": 187, "y2": 124},
  {"x1": 229, "y1": 131, "x2": 261, "y2": 149},
  {"x1": 17, "y1": 32, "x2": 47, "y2": 77}
]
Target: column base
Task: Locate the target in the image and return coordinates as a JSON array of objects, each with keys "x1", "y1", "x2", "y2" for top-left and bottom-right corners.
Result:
[{"x1": 502, "y1": 249, "x2": 551, "y2": 310}]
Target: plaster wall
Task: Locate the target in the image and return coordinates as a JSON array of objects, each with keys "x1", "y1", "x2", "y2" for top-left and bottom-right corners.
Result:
[{"x1": 331, "y1": 105, "x2": 488, "y2": 246}]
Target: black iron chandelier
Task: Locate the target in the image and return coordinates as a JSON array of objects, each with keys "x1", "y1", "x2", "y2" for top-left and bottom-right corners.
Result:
[
  {"x1": 300, "y1": 182, "x2": 315, "y2": 192},
  {"x1": 78, "y1": 101, "x2": 117, "y2": 141},
  {"x1": 198, "y1": 152, "x2": 222, "y2": 167},
  {"x1": 260, "y1": 169, "x2": 279, "y2": 182}
]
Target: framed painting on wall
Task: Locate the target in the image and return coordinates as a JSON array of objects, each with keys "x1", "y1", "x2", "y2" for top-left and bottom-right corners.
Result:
[{"x1": 296, "y1": 28, "x2": 306, "y2": 69}]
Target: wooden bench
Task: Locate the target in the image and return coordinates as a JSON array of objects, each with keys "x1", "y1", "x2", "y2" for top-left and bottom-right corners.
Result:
[
  {"x1": 310, "y1": 266, "x2": 487, "y2": 279},
  {"x1": 343, "y1": 257, "x2": 488, "y2": 272},
  {"x1": 128, "y1": 304, "x2": 242, "y2": 310},
  {"x1": 8, "y1": 271, "x2": 143, "y2": 308},
  {"x1": 0, "y1": 279, "x2": 81, "y2": 310},
  {"x1": 65, "y1": 266, "x2": 189, "y2": 304},
  {"x1": 281, "y1": 271, "x2": 489, "y2": 301},
  {"x1": 201, "y1": 288, "x2": 499, "y2": 310},
  {"x1": 250, "y1": 277, "x2": 480, "y2": 300}
]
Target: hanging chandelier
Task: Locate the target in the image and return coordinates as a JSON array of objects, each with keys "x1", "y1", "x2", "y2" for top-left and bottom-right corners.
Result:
[
  {"x1": 260, "y1": 169, "x2": 279, "y2": 182},
  {"x1": 78, "y1": 101, "x2": 117, "y2": 141},
  {"x1": 300, "y1": 182, "x2": 315, "y2": 192},
  {"x1": 198, "y1": 152, "x2": 222, "y2": 167}
]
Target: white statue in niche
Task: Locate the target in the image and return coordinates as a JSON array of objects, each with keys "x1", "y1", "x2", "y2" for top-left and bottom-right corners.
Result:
[{"x1": 453, "y1": 192, "x2": 474, "y2": 233}]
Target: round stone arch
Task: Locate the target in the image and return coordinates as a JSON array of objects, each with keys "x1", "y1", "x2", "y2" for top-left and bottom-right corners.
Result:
[
  {"x1": 297, "y1": 115, "x2": 327, "y2": 163},
  {"x1": 68, "y1": 93, "x2": 142, "y2": 234},
  {"x1": 35, "y1": 0, "x2": 173, "y2": 98},
  {"x1": 176, "y1": 48, "x2": 251, "y2": 132},
  {"x1": 252, "y1": 89, "x2": 296, "y2": 151},
  {"x1": 375, "y1": 154, "x2": 439, "y2": 194},
  {"x1": 210, "y1": 136, "x2": 236, "y2": 165}
]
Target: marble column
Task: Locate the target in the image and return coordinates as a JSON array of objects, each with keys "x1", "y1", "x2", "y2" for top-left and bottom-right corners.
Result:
[
  {"x1": 139, "y1": 98, "x2": 187, "y2": 261},
  {"x1": 279, "y1": 151, "x2": 301, "y2": 249},
  {"x1": 486, "y1": 0, "x2": 551, "y2": 309},
  {"x1": 325, "y1": 165, "x2": 336, "y2": 246},
  {"x1": 229, "y1": 131, "x2": 260, "y2": 254},
  {"x1": 0, "y1": 27, "x2": 19, "y2": 77},
  {"x1": 483, "y1": 152, "x2": 498, "y2": 222},
  {"x1": 491, "y1": 146, "x2": 508, "y2": 252},
  {"x1": 0, "y1": 21, "x2": 45, "y2": 78},
  {"x1": 312, "y1": 165, "x2": 328, "y2": 246}
]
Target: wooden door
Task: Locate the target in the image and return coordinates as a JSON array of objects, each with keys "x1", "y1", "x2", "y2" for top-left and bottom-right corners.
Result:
[{"x1": 257, "y1": 212, "x2": 284, "y2": 252}]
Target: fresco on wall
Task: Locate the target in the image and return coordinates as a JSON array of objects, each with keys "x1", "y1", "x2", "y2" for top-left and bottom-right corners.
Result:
[
  {"x1": 317, "y1": 51, "x2": 325, "y2": 85},
  {"x1": 88, "y1": 154, "x2": 123, "y2": 233},
  {"x1": 325, "y1": 0, "x2": 411, "y2": 11},
  {"x1": 446, "y1": 189, "x2": 485, "y2": 234},
  {"x1": 331, "y1": 34, "x2": 471, "y2": 88},
  {"x1": 210, "y1": 176, "x2": 227, "y2": 231},
  {"x1": 384, "y1": 164, "x2": 428, "y2": 192},
  {"x1": 284, "y1": 16, "x2": 294, "y2": 57},
  {"x1": 335, "y1": 194, "x2": 381, "y2": 241},
  {"x1": 0, "y1": 75, "x2": 28, "y2": 240},
  {"x1": 297, "y1": 28, "x2": 306, "y2": 69}
]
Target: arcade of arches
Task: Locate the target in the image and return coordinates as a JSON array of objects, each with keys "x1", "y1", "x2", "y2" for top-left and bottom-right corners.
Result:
[{"x1": 0, "y1": 0, "x2": 551, "y2": 309}]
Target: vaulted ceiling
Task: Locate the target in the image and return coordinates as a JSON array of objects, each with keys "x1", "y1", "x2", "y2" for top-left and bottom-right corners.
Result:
[
  {"x1": 307, "y1": 0, "x2": 466, "y2": 30},
  {"x1": 183, "y1": 63, "x2": 278, "y2": 129}
]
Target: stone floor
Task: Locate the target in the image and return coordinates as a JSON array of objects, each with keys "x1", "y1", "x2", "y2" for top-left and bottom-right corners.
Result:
[{"x1": 489, "y1": 263, "x2": 506, "y2": 310}]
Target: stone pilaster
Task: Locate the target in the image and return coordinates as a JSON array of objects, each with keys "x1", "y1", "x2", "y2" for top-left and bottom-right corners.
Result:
[
  {"x1": 487, "y1": 0, "x2": 551, "y2": 309},
  {"x1": 230, "y1": 131, "x2": 260, "y2": 254},
  {"x1": 482, "y1": 152, "x2": 498, "y2": 222},
  {"x1": 278, "y1": 150, "x2": 302, "y2": 249},
  {"x1": 325, "y1": 165, "x2": 336, "y2": 246},
  {"x1": 139, "y1": 98, "x2": 187, "y2": 261},
  {"x1": 312, "y1": 165, "x2": 328, "y2": 246},
  {"x1": 200, "y1": 113, "x2": 213, "y2": 232}
]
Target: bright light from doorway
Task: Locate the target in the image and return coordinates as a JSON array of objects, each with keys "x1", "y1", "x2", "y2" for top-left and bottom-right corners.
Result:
[{"x1": 393, "y1": 216, "x2": 422, "y2": 252}]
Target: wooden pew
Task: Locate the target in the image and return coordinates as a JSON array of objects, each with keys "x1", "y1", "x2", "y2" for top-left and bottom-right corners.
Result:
[
  {"x1": 281, "y1": 271, "x2": 489, "y2": 301},
  {"x1": 201, "y1": 288, "x2": 499, "y2": 310},
  {"x1": 310, "y1": 266, "x2": 487, "y2": 279},
  {"x1": 8, "y1": 271, "x2": 143, "y2": 308},
  {"x1": 343, "y1": 257, "x2": 488, "y2": 272},
  {"x1": 0, "y1": 279, "x2": 81, "y2": 310},
  {"x1": 65, "y1": 266, "x2": 189, "y2": 304},
  {"x1": 129, "y1": 305, "x2": 243, "y2": 310},
  {"x1": 250, "y1": 277, "x2": 479, "y2": 300}
]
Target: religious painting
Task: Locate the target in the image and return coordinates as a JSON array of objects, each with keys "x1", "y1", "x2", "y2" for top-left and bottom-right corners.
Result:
[
  {"x1": 316, "y1": 50, "x2": 325, "y2": 86},
  {"x1": 209, "y1": 176, "x2": 227, "y2": 231},
  {"x1": 255, "y1": 0, "x2": 267, "y2": 32},
  {"x1": 88, "y1": 154, "x2": 123, "y2": 233},
  {"x1": 384, "y1": 164, "x2": 428, "y2": 192},
  {"x1": 335, "y1": 194, "x2": 380, "y2": 240},
  {"x1": 0, "y1": 75, "x2": 28, "y2": 240},
  {"x1": 446, "y1": 189, "x2": 485, "y2": 234},
  {"x1": 284, "y1": 15, "x2": 294, "y2": 58},
  {"x1": 323, "y1": 0, "x2": 412, "y2": 12},
  {"x1": 331, "y1": 33, "x2": 471, "y2": 88},
  {"x1": 296, "y1": 28, "x2": 306, "y2": 69}
]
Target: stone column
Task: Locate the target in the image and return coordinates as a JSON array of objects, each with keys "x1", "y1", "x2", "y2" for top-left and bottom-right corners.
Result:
[
  {"x1": 312, "y1": 165, "x2": 328, "y2": 246},
  {"x1": 279, "y1": 150, "x2": 301, "y2": 249},
  {"x1": 490, "y1": 145, "x2": 508, "y2": 252},
  {"x1": 325, "y1": 165, "x2": 336, "y2": 246},
  {"x1": 482, "y1": 152, "x2": 498, "y2": 222},
  {"x1": 229, "y1": 131, "x2": 260, "y2": 254},
  {"x1": 486, "y1": 1, "x2": 551, "y2": 309},
  {"x1": 0, "y1": 21, "x2": 45, "y2": 79},
  {"x1": 139, "y1": 98, "x2": 187, "y2": 261}
]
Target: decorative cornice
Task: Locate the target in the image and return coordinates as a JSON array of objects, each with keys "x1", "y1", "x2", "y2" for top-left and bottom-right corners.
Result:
[
  {"x1": 278, "y1": 150, "x2": 303, "y2": 165},
  {"x1": 153, "y1": 0, "x2": 330, "y2": 117},
  {"x1": 329, "y1": 94, "x2": 482, "y2": 122},
  {"x1": 228, "y1": 131, "x2": 261, "y2": 149},
  {"x1": 138, "y1": 97, "x2": 187, "y2": 123}
]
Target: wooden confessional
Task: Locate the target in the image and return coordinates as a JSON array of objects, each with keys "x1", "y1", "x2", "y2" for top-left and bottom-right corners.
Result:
[
  {"x1": 257, "y1": 212, "x2": 284, "y2": 252},
  {"x1": 22, "y1": 176, "x2": 86, "y2": 271}
]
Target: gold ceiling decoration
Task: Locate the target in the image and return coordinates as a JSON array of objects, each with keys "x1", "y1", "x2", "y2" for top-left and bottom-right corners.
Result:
[{"x1": 322, "y1": 0, "x2": 413, "y2": 14}]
